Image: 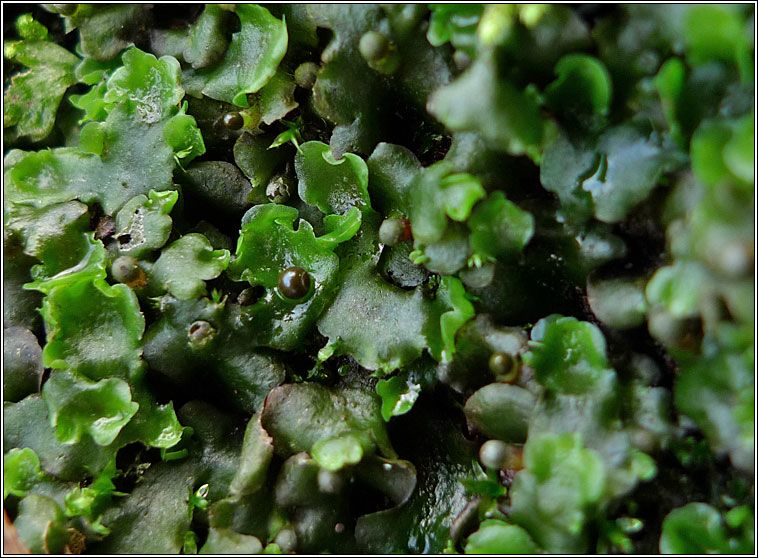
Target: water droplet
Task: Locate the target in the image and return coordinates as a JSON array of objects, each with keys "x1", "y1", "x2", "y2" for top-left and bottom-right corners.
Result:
[{"x1": 383, "y1": 463, "x2": 392, "y2": 471}]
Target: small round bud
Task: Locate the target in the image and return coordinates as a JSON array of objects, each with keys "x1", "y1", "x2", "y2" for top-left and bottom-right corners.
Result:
[
  {"x1": 479, "y1": 439, "x2": 509, "y2": 471},
  {"x1": 188, "y1": 320, "x2": 216, "y2": 348},
  {"x1": 317, "y1": 468, "x2": 343, "y2": 494},
  {"x1": 278, "y1": 266, "x2": 312, "y2": 300},
  {"x1": 715, "y1": 241, "x2": 752, "y2": 278},
  {"x1": 453, "y1": 50, "x2": 472, "y2": 71},
  {"x1": 379, "y1": 218, "x2": 408, "y2": 246},
  {"x1": 488, "y1": 352, "x2": 518, "y2": 383},
  {"x1": 111, "y1": 256, "x2": 144, "y2": 286},
  {"x1": 294, "y1": 62, "x2": 319, "y2": 89},
  {"x1": 222, "y1": 112, "x2": 244, "y2": 130},
  {"x1": 237, "y1": 286, "x2": 264, "y2": 306},
  {"x1": 647, "y1": 309, "x2": 702, "y2": 351},
  {"x1": 274, "y1": 528, "x2": 297, "y2": 553},
  {"x1": 359, "y1": 31, "x2": 391, "y2": 62}
]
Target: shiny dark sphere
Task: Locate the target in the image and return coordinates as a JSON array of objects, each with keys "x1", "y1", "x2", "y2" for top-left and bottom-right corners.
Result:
[
  {"x1": 222, "y1": 112, "x2": 244, "y2": 130},
  {"x1": 278, "y1": 266, "x2": 312, "y2": 300}
]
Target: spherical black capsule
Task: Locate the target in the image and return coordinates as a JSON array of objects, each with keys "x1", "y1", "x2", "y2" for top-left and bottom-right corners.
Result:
[
  {"x1": 222, "y1": 112, "x2": 244, "y2": 130},
  {"x1": 294, "y1": 61, "x2": 319, "y2": 89},
  {"x1": 359, "y1": 31, "x2": 391, "y2": 62},
  {"x1": 111, "y1": 256, "x2": 142, "y2": 285},
  {"x1": 489, "y1": 352, "x2": 518, "y2": 383},
  {"x1": 379, "y1": 218, "x2": 407, "y2": 246},
  {"x1": 278, "y1": 266, "x2": 311, "y2": 300},
  {"x1": 479, "y1": 439, "x2": 509, "y2": 471},
  {"x1": 188, "y1": 320, "x2": 216, "y2": 348}
]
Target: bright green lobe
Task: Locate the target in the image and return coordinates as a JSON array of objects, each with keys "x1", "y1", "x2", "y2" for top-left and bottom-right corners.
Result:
[
  {"x1": 427, "y1": 53, "x2": 544, "y2": 159},
  {"x1": 43, "y1": 370, "x2": 139, "y2": 446},
  {"x1": 468, "y1": 191, "x2": 535, "y2": 261},
  {"x1": 226, "y1": 203, "x2": 356, "y2": 351},
  {"x1": 163, "y1": 103, "x2": 206, "y2": 165},
  {"x1": 39, "y1": 278, "x2": 144, "y2": 381},
  {"x1": 104, "y1": 48, "x2": 184, "y2": 122},
  {"x1": 465, "y1": 520, "x2": 540, "y2": 554},
  {"x1": 545, "y1": 54, "x2": 613, "y2": 117},
  {"x1": 376, "y1": 376, "x2": 421, "y2": 422},
  {"x1": 184, "y1": 4, "x2": 288, "y2": 107},
  {"x1": 15, "y1": 13, "x2": 50, "y2": 40},
  {"x1": 440, "y1": 173, "x2": 486, "y2": 222},
  {"x1": 655, "y1": 58, "x2": 686, "y2": 145},
  {"x1": 114, "y1": 190, "x2": 179, "y2": 258},
  {"x1": 3, "y1": 37, "x2": 78, "y2": 141},
  {"x1": 684, "y1": 5, "x2": 747, "y2": 67},
  {"x1": 295, "y1": 141, "x2": 371, "y2": 215},
  {"x1": 526, "y1": 316, "x2": 612, "y2": 394},
  {"x1": 509, "y1": 432, "x2": 606, "y2": 553},
  {"x1": 660, "y1": 503, "x2": 731, "y2": 554},
  {"x1": 409, "y1": 161, "x2": 455, "y2": 245},
  {"x1": 150, "y1": 234, "x2": 230, "y2": 300},
  {"x1": 311, "y1": 434, "x2": 364, "y2": 471},
  {"x1": 228, "y1": 203, "x2": 344, "y2": 293},
  {"x1": 5, "y1": 47, "x2": 195, "y2": 215},
  {"x1": 4, "y1": 448, "x2": 43, "y2": 499},
  {"x1": 645, "y1": 262, "x2": 708, "y2": 318}
]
